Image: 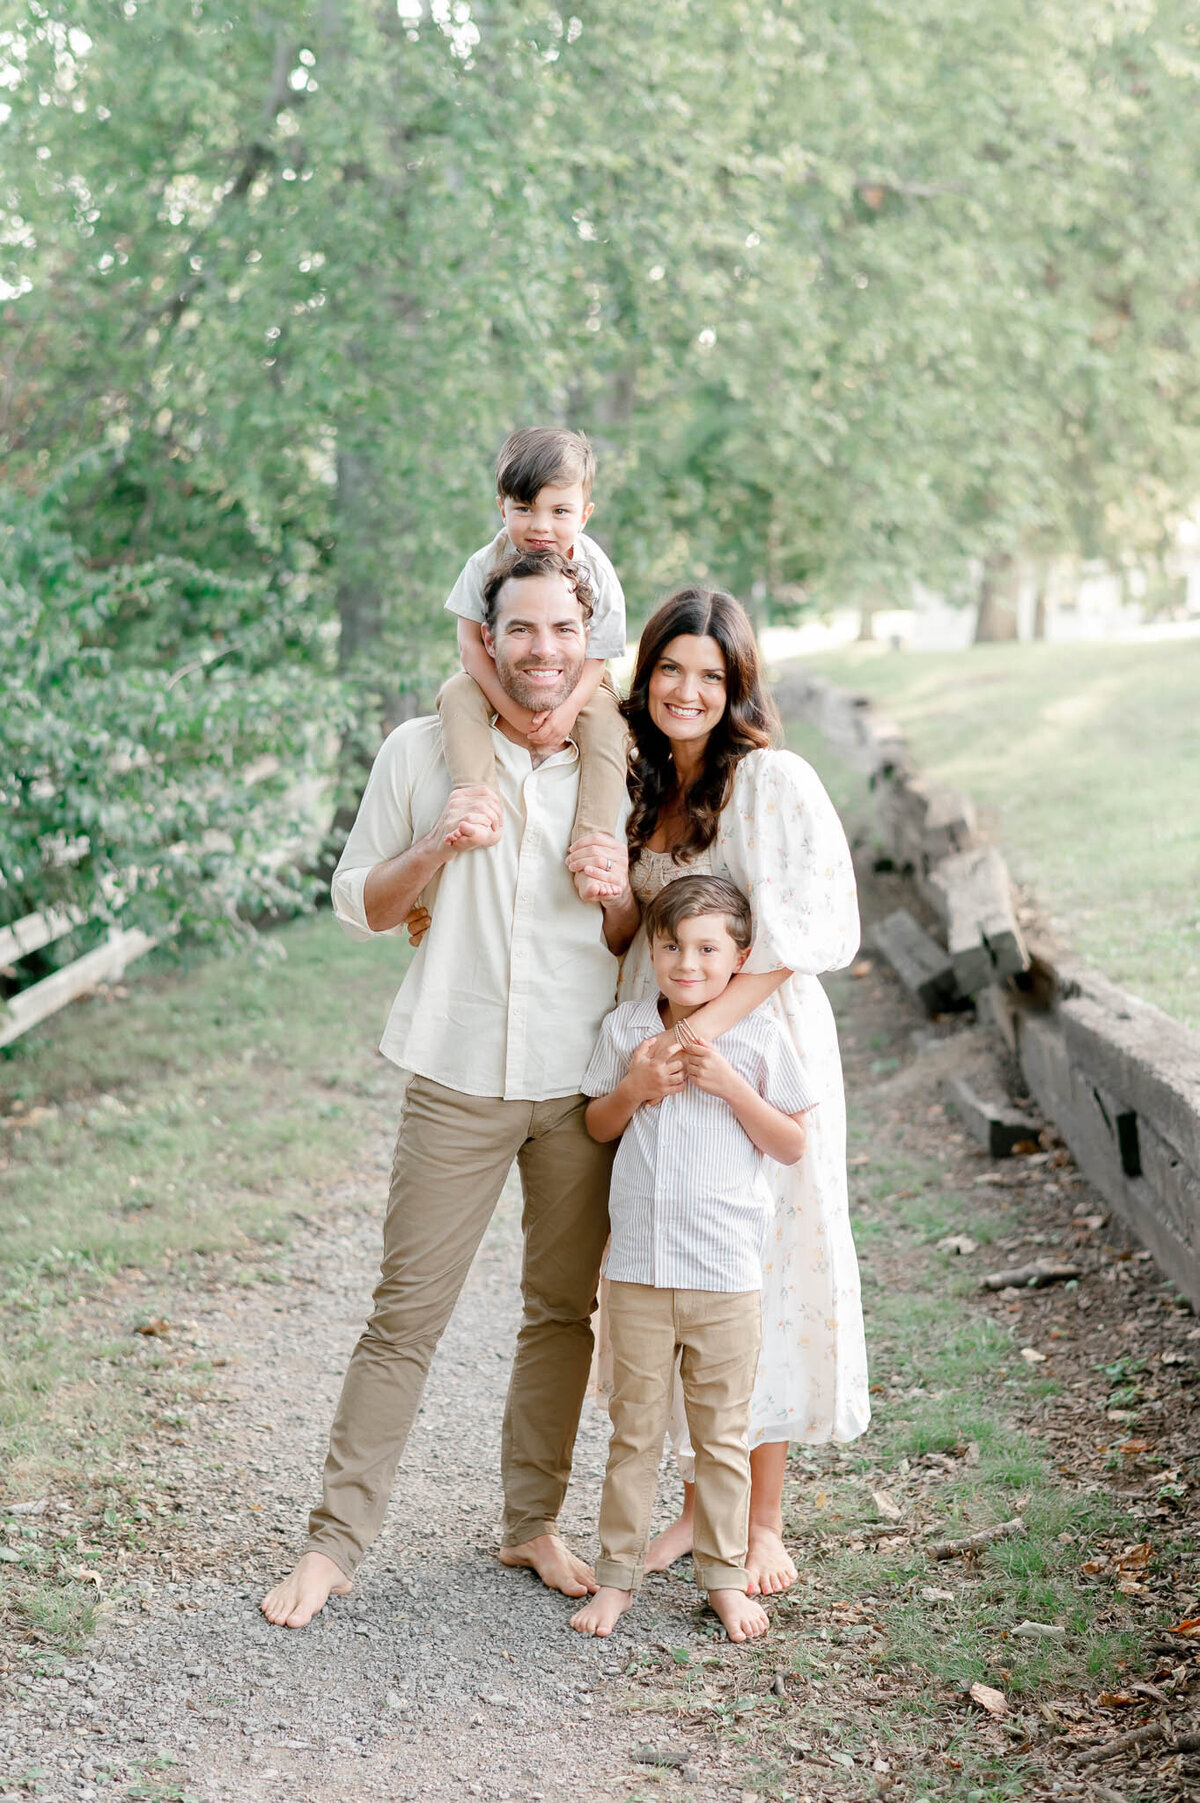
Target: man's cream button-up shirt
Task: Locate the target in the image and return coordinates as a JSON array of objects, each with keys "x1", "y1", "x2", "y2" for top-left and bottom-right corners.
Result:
[{"x1": 331, "y1": 716, "x2": 622, "y2": 1101}]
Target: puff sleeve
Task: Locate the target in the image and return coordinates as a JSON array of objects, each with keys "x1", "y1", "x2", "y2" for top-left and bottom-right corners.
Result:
[{"x1": 716, "y1": 749, "x2": 860, "y2": 977}]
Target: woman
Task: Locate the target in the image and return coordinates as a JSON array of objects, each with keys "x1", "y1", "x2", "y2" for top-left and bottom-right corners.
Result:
[{"x1": 578, "y1": 586, "x2": 869, "y2": 1594}]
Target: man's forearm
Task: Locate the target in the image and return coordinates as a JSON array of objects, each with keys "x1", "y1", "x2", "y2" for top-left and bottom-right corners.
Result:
[{"x1": 362, "y1": 832, "x2": 450, "y2": 933}]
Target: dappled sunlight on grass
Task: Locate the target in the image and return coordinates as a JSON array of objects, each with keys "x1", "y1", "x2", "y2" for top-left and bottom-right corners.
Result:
[{"x1": 797, "y1": 638, "x2": 1200, "y2": 1026}]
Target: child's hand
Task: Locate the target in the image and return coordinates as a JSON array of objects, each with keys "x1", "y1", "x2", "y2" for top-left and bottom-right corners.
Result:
[
  {"x1": 526, "y1": 699, "x2": 580, "y2": 748},
  {"x1": 626, "y1": 1037, "x2": 685, "y2": 1106},
  {"x1": 405, "y1": 905, "x2": 431, "y2": 947},
  {"x1": 679, "y1": 1033, "x2": 742, "y2": 1101}
]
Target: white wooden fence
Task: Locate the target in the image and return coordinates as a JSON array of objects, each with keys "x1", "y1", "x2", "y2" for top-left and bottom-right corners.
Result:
[{"x1": 0, "y1": 907, "x2": 155, "y2": 1049}]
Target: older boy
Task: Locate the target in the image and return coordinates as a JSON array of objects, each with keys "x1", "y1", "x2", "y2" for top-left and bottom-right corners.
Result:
[
  {"x1": 437, "y1": 426, "x2": 629, "y2": 888},
  {"x1": 572, "y1": 876, "x2": 815, "y2": 1642}
]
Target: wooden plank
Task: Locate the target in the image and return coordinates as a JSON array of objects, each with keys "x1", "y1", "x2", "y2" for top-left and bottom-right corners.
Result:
[
  {"x1": 1059, "y1": 969, "x2": 1200, "y2": 1178},
  {"x1": 0, "y1": 904, "x2": 86, "y2": 968},
  {"x1": 0, "y1": 930, "x2": 155, "y2": 1049},
  {"x1": 926, "y1": 845, "x2": 1029, "y2": 992},
  {"x1": 870, "y1": 909, "x2": 958, "y2": 1013},
  {"x1": 943, "y1": 1074, "x2": 1040, "y2": 1157}
]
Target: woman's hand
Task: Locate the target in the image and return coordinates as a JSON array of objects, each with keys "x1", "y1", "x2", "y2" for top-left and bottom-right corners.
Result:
[
  {"x1": 405, "y1": 905, "x2": 431, "y2": 947},
  {"x1": 565, "y1": 831, "x2": 629, "y2": 904}
]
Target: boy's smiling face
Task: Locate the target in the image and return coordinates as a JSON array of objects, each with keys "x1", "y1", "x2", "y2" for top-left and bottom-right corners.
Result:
[
  {"x1": 650, "y1": 912, "x2": 749, "y2": 1019},
  {"x1": 498, "y1": 480, "x2": 594, "y2": 558}
]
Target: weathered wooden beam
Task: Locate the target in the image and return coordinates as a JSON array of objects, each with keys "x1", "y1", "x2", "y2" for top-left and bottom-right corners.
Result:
[
  {"x1": 0, "y1": 905, "x2": 87, "y2": 968},
  {"x1": 1059, "y1": 970, "x2": 1200, "y2": 1178},
  {"x1": 926, "y1": 845, "x2": 1029, "y2": 993},
  {"x1": 870, "y1": 908, "x2": 959, "y2": 1013},
  {"x1": 0, "y1": 930, "x2": 155, "y2": 1049},
  {"x1": 943, "y1": 1074, "x2": 1040, "y2": 1157}
]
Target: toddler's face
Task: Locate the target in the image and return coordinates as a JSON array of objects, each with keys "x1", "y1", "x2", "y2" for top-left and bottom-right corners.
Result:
[
  {"x1": 650, "y1": 913, "x2": 748, "y2": 1013},
  {"x1": 498, "y1": 481, "x2": 594, "y2": 557}
]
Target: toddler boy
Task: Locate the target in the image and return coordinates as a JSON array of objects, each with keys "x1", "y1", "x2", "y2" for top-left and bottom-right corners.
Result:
[
  {"x1": 439, "y1": 425, "x2": 629, "y2": 872},
  {"x1": 573, "y1": 875, "x2": 815, "y2": 1641}
]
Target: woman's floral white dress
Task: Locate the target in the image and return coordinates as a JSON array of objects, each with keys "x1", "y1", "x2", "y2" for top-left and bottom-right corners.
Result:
[{"x1": 616, "y1": 748, "x2": 870, "y2": 1465}]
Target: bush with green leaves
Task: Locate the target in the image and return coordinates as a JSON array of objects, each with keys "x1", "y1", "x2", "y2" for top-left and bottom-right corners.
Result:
[{"x1": 1, "y1": 481, "x2": 342, "y2": 953}]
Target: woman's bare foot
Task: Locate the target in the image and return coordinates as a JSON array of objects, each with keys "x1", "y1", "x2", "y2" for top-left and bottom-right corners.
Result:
[
  {"x1": 709, "y1": 1588, "x2": 770, "y2": 1641},
  {"x1": 499, "y1": 1533, "x2": 597, "y2": 1597},
  {"x1": 260, "y1": 1551, "x2": 352, "y2": 1629},
  {"x1": 745, "y1": 1524, "x2": 798, "y2": 1596},
  {"x1": 570, "y1": 1585, "x2": 633, "y2": 1636},
  {"x1": 644, "y1": 1512, "x2": 695, "y2": 1573}
]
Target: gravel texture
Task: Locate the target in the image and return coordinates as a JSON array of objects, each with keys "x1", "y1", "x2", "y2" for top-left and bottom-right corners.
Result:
[{"x1": 2, "y1": 1157, "x2": 752, "y2": 1802}]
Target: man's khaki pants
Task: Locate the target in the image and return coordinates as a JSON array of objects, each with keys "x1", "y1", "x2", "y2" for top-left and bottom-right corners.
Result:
[
  {"x1": 306, "y1": 1076, "x2": 614, "y2": 1579},
  {"x1": 596, "y1": 1282, "x2": 762, "y2": 1595}
]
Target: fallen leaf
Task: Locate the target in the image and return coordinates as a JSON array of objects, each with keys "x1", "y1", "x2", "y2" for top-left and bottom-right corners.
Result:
[
  {"x1": 1097, "y1": 1691, "x2": 1141, "y2": 1708},
  {"x1": 1012, "y1": 1621, "x2": 1065, "y2": 1640},
  {"x1": 135, "y1": 1318, "x2": 172, "y2": 1337},
  {"x1": 937, "y1": 1235, "x2": 977, "y2": 1256},
  {"x1": 1113, "y1": 1543, "x2": 1153, "y2": 1571},
  {"x1": 1170, "y1": 1617, "x2": 1200, "y2": 1637},
  {"x1": 872, "y1": 1489, "x2": 904, "y2": 1522},
  {"x1": 921, "y1": 1586, "x2": 955, "y2": 1603},
  {"x1": 1080, "y1": 1558, "x2": 1108, "y2": 1576},
  {"x1": 1161, "y1": 1349, "x2": 1188, "y2": 1366},
  {"x1": 969, "y1": 1681, "x2": 1008, "y2": 1716},
  {"x1": 0, "y1": 1546, "x2": 21, "y2": 1564},
  {"x1": 1020, "y1": 1347, "x2": 1048, "y2": 1363}
]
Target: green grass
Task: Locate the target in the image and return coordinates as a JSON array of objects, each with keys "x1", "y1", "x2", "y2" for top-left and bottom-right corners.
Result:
[
  {"x1": 788, "y1": 638, "x2": 1200, "y2": 1029},
  {"x1": 0, "y1": 915, "x2": 407, "y2": 1585},
  {"x1": 634, "y1": 1044, "x2": 1170, "y2": 1800}
]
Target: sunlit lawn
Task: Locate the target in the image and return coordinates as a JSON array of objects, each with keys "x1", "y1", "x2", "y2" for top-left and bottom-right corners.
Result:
[{"x1": 782, "y1": 637, "x2": 1200, "y2": 1029}]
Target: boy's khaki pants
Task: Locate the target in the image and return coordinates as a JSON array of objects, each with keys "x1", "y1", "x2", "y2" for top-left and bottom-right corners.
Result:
[
  {"x1": 306, "y1": 1076, "x2": 614, "y2": 1580},
  {"x1": 597, "y1": 1282, "x2": 762, "y2": 1595},
  {"x1": 438, "y1": 669, "x2": 630, "y2": 841}
]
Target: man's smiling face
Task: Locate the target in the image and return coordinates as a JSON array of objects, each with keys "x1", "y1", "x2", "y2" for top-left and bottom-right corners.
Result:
[{"x1": 482, "y1": 571, "x2": 589, "y2": 715}]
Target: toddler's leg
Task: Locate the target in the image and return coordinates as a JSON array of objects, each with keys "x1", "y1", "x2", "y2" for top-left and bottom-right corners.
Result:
[
  {"x1": 571, "y1": 676, "x2": 630, "y2": 842},
  {"x1": 570, "y1": 1283, "x2": 675, "y2": 1638},
  {"x1": 437, "y1": 670, "x2": 500, "y2": 795},
  {"x1": 678, "y1": 1289, "x2": 768, "y2": 1642}
]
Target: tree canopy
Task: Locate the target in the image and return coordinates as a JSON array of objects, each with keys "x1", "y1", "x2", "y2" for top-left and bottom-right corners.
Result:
[{"x1": 3, "y1": 0, "x2": 1199, "y2": 929}]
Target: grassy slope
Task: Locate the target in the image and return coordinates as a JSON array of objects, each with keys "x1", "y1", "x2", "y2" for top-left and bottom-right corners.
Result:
[{"x1": 783, "y1": 638, "x2": 1200, "y2": 1030}]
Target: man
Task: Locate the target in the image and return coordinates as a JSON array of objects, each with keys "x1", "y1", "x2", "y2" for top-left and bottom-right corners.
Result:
[{"x1": 262, "y1": 548, "x2": 637, "y2": 1628}]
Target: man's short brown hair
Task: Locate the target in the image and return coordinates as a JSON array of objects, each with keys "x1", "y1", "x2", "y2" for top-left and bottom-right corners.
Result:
[
  {"x1": 480, "y1": 547, "x2": 595, "y2": 631},
  {"x1": 643, "y1": 875, "x2": 753, "y2": 951},
  {"x1": 495, "y1": 427, "x2": 596, "y2": 502}
]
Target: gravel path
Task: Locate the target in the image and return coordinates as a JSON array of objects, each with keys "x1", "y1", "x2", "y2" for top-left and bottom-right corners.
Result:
[{"x1": 4, "y1": 1154, "x2": 749, "y2": 1802}]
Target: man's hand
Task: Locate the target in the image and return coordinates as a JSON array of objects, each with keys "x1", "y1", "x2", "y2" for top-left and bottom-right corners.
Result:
[
  {"x1": 526, "y1": 699, "x2": 582, "y2": 749},
  {"x1": 565, "y1": 831, "x2": 628, "y2": 904},
  {"x1": 625, "y1": 1037, "x2": 685, "y2": 1106},
  {"x1": 440, "y1": 785, "x2": 503, "y2": 851}
]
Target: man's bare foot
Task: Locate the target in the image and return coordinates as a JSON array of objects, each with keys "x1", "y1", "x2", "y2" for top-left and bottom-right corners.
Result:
[
  {"x1": 260, "y1": 1551, "x2": 351, "y2": 1629},
  {"x1": 709, "y1": 1588, "x2": 770, "y2": 1641},
  {"x1": 745, "y1": 1525, "x2": 798, "y2": 1596},
  {"x1": 499, "y1": 1533, "x2": 597, "y2": 1598},
  {"x1": 644, "y1": 1512, "x2": 695, "y2": 1573},
  {"x1": 570, "y1": 1584, "x2": 633, "y2": 1636}
]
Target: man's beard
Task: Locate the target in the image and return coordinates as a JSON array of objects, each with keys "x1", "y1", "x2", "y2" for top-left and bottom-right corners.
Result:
[{"x1": 498, "y1": 654, "x2": 584, "y2": 716}]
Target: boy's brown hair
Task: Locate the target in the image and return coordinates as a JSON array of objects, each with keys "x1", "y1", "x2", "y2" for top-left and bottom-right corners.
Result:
[
  {"x1": 643, "y1": 875, "x2": 753, "y2": 951},
  {"x1": 495, "y1": 427, "x2": 596, "y2": 503},
  {"x1": 480, "y1": 547, "x2": 595, "y2": 631}
]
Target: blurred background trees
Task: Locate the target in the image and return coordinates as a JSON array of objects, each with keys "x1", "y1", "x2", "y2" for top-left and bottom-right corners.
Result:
[{"x1": 3, "y1": 0, "x2": 1199, "y2": 934}]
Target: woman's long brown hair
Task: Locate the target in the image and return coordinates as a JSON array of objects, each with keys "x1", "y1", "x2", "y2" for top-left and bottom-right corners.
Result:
[{"x1": 622, "y1": 587, "x2": 779, "y2": 864}]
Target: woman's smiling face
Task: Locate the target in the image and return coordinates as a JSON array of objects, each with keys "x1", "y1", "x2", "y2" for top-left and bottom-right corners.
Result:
[{"x1": 647, "y1": 634, "x2": 728, "y2": 748}]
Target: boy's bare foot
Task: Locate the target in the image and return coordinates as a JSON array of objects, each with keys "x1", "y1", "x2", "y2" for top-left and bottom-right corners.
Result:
[
  {"x1": 570, "y1": 1585, "x2": 633, "y2": 1636},
  {"x1": 709, "y1": 1588, "x2": 770, "y2": 1642},
  {"x1": 644, "y1": 1512, "x2": 694, "y2": 1573},
  {"x1": 745, "y1": 1525, "x2": 798, "y2": 1595},
  {"x1": 260, "y1": 1551, "x2": 352, "y2": 1629},
  {"x1": 499, "y1": 1533, "x2": 597, "y2": 1597}
]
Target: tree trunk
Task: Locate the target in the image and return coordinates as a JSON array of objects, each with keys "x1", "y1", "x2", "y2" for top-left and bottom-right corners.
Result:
[
  {"x1": 857, "y1": 598, "x2": 877, "y2": 641},
  {"x1": 974, "y1": 552, "x2": 1019, "y2": 642}
]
